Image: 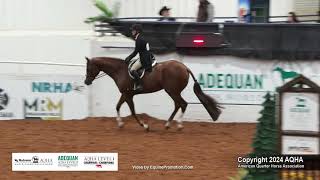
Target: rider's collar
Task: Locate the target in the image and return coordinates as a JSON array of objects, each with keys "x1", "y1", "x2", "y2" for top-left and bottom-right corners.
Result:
[{"x1": 135, "y1": 33, "x2": 140, "y2": 40}]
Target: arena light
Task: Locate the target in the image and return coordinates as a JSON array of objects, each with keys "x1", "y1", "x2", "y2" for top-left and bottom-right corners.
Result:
[
  {"x1": 176, "y1": 33, "x2": 226, "y2": 48},
  {"x1": 192, "y1": 38, "x2": 205, "y2": 46}
]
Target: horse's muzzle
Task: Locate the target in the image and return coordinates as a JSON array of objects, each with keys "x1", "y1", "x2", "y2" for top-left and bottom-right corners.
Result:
[{"x1": 84, "y1": 80, "x2": 92, "y2": 86}]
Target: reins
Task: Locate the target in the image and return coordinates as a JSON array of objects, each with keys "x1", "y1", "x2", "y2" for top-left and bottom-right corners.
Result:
[
  {"x1": 86, "y1": 72, "x2": 107, "y2": 80},
  {"x1": 95, "y1": 73, "x2": 107, "y2": 79}
]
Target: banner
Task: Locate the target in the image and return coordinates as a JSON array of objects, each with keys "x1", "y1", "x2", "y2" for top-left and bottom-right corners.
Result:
[
  {"x1": 282, "y1": 92, "x2": 319, "y2": 132},
  {"x1": 282, "y1": 136, "x2": 319, "y2": 155},
  {"x1": 183, "y1": 57, "x2": 320, "y2": 105},
  {"x1": 12, "y1": 153, "x2": 118, "y2": 171},
  {"x1": 0, "y1": 75, "x2": 88, "y2": 120},
  {"x1": 0, "y1": 86, "x2": 17, "y2": 119}
]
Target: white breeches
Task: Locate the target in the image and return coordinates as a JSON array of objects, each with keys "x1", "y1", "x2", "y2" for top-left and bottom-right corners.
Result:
[{"x1": 131, "y1": 59, "x2": 142, "y2": 71}]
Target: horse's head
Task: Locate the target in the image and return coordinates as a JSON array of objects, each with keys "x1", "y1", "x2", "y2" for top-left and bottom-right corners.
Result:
[{"x1": 84, "y1": 57, "x2": 100, "y2": 85}]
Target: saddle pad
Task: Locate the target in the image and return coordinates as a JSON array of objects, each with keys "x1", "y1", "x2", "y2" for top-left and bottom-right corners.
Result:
[{"x1": 128, "y1": 59, "x2": 157, "y2": 79}]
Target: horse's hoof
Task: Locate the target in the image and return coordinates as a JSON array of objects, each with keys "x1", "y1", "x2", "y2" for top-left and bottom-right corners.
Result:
[
  {"x1": 177, "y1": 124, "x2": 184, "y2": 131},
  {"x1": 165, "y1": 122, "x2": 170, "y2": 130},
  {"x1": 143, "y1": 124, "x2": 149, "y2": 132},
  {"x1": 118, "y1": 122, "x2": 124, "y2": 128}
]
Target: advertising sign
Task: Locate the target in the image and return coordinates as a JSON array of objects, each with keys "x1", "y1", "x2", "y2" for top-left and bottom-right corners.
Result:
[
  {"x1": 282, "y1": 92, "x2": 319, "y2": 132},
  {"x1": 0, "y1": 87, "x2": 16, "y2": 119},
  {"x1": 12, "y1": 153, "x2": 118, "y2": 171},
  {"x1": 184, "y1": 62, "x2": 269, "y2": 105},
  {"x1": 183, "y1": 57, "x2": 320, "y2": 105},
  {"x1": 282, "y1": 136, "x2": 319, "y2": 155},
  {"x1": 0, "y1": 75, "x2": 88, "y2": 120}
]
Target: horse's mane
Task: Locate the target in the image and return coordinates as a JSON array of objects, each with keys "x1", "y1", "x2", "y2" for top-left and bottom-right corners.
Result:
[
  {"x1": 93, "y1": 57, "x2": 124, "y2": 63},
  {"x1": 90, "y1": 57, "x2": 128, "y2": 73}
]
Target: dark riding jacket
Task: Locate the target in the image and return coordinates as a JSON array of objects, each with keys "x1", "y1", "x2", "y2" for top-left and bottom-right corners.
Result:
[{"x1": 126, "y1": 34, "x2": 153, "y2": 72}]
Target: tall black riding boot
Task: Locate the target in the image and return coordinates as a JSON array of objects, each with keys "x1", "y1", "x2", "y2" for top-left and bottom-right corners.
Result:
[{"x1": 132, "y1": 71, "x2": 143, "y2": 91}]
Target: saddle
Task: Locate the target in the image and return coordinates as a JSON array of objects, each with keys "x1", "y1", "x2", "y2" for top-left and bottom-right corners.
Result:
[{"x1": 128, "y1": 58, "x2": 157, "y2": 79}]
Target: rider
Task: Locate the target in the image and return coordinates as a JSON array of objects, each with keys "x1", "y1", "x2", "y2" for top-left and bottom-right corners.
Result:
[{"x1": 125, "y1": 24, "x2": 153, "y2": 91}]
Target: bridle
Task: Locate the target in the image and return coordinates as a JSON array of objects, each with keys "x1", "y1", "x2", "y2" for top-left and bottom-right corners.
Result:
[
  {"x1": 86, "y1": 72, "x2": 107, "y2": 81},
  {"x1": 95, "y1": 72, "x2": 107, "y2": 79},
  {"x1": 85, "y1": 59, "x2": 108, "y2": 82}
]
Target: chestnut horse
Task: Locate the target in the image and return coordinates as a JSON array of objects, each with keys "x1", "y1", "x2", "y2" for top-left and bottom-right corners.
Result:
[{"x1": 84, "y1": 57, "x2": 221, "y2": 131}]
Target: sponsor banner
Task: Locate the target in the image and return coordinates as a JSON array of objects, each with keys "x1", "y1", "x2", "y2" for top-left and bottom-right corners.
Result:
[
  {"x1": 282, "y1": 92, "x2": 319, "y2": 132},
  {"x1": 282, "y1": 136, "x2": 319, "y2": 155},
  {"x1": 202, "y1": 90, "x2": 266, "y2": 105},
  {"x1": 0, "y1": 87, "x2": 16, "y2": 119},
  {"x1": 31, "y1": 82, "x2": 76, "y2": 93},
  {"x1": 12, "y1": 153, "x2": 118, "y2": 171},
  {"x1": 184, "y1": 58, "x2": 320, "y2": 105},
  {"x1": 23, "y1": 97, "x2": 63, "y2": 120},
  {"x1": 0, "y1": 75, "x2": 88, "y2": 120}
]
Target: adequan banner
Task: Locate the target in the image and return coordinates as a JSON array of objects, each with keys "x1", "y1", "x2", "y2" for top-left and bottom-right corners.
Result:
[{"x1": 183, "y1": 57, "x2": 320, "y2": 105}]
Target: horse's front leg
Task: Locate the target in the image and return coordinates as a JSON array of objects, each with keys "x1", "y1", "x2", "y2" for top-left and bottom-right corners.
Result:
[
  {"x1": 126, "y1": 95, "x2": 149, "y2": 131},
  {"x1": 116, "y1": 94, "x2": 126, "y2": 128}
]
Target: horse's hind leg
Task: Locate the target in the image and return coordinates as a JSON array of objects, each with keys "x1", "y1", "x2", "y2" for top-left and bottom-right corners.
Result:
[
  {"x1": 165, "y1": 91, "x2": 188, "y2": 130},
  {"x1": 115, "y1": 94, "x2": 126, "y2": 128},
  {"x1": 165, "y1": 101, "x2": 180, "y2": 129},
  {"x1": 126, "y1": 95, "x2": 149, "y2": 131},
  {"x1": 177, "y1": 96, "x2": 188, "y2": 130}
]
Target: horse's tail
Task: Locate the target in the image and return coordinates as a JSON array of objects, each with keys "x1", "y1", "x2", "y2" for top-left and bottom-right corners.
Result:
[{"x1": 187, "y1": 68, "x2": 222, "y2": 121}]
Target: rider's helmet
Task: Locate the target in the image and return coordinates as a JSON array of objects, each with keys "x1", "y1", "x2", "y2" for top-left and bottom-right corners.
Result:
[{"x1": 130, "y1": 24, "x2": 143, "y2": 33}]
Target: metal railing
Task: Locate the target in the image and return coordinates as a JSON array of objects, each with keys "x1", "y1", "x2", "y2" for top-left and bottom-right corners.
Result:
[
  {"x1": 106, "y1": 14, "x2": 319, "y2": 23},
  {"x1": 269, "y1": 14, "x2": 319, "y2": 23},
  {"x1": 93, "y1": 14, "x2": 319, "y2": 36},
  {"x1": 0, "y1": 61, "x2": 85, "y2": 67}
]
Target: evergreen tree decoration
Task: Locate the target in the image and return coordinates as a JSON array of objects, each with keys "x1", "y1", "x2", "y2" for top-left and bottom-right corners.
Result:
[
  {"x1": 85, "y1": 0, "x2": 114, "y2": 23},
  {"x1": 244, "y1": 92, "x2": 279, "y2": 180}
]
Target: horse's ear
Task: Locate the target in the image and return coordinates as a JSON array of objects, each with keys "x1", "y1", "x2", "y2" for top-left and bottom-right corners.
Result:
[{"x1": 85, "y1": 57, "x2": 90, "y2": 63}]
